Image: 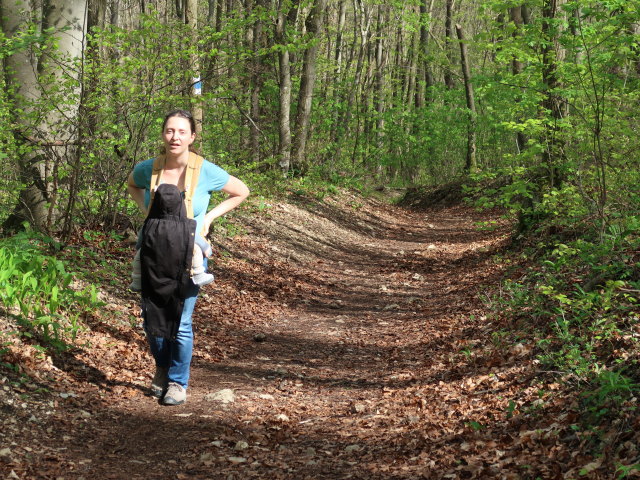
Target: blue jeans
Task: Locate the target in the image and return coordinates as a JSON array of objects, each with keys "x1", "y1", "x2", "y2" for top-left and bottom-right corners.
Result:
[{"x1": 144, "y1": 280, "x2": 200, "y2": 389}]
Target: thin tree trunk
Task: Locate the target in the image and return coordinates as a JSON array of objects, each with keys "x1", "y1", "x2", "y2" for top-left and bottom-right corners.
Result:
[
  {"x1": 328, "y1": 0, "x2": 346, "y2": 147},
  {"x1": 62, "y1": 0, "x2": 106, "y2": 238},
  {"x1": 541, "y1": 0, "x2": 565, "y2": 189},
  {"x1": 276, "y1": 0, "x2": 293, "y2": 175},
  {"x1": 373, "y1": 5, "x2": 387, "y2": 154},
  {"x1": 456, "y1": 23, "x2": 477, "y2": 173},
  {"x1": 110, "y1": 0, "x2": 119, "y2": 25},
  {"x1": 340, "y1": 0, "x2": 371, "y2": 145},
  {"x1": 248, "y1": 0, "x2": 266, "y2": 164},
  {"x1": 405, "y1": 28, "x2": 418, "y2": 115},
  {"x1": 444, "y1": 0, "x2": 456, "y2": 90},
  {"x1": 208, "y1": 0, "x2": 216, "y2": 24},
  {"x1": 291, "y1": 0, "x2": 328, "y2": 171},
  {"x1": 185, "y1": 0, "x2": 202, "y2": 140},
  {"x1": 510, "y1": 5, "x2": 528, "y2": 153},
  {"x1": 417, "y1": 0, "x2": 434, "y2": 107}
]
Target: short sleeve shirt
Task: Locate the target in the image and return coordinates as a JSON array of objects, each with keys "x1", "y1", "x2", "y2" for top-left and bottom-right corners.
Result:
[{"x1": 132, "y1": 157, "x2": 230, "y2": 234}]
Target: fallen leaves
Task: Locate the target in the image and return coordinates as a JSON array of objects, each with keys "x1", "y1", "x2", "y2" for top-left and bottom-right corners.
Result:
[{"x1": 0, "y1": 196, "x2": 624, "y2": 479}]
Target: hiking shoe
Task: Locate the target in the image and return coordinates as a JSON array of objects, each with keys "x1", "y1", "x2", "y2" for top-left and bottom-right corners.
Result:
[
  {"x1": 192, "y1": 271, "x2": 214, "y2": 287},
  {"x1": 150, "y1": 367, "x2": 168, "y2": 398},
  {"x1": 162, "y1": 382, "x2": 186, "y2": 406}
]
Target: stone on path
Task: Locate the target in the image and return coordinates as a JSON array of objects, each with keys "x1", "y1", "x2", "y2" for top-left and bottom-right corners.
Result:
[{"x1": 205, "y1": 389, "x2": 236, "y2": 404}]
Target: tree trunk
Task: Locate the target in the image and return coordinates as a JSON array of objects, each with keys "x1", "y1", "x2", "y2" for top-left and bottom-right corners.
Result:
[
  {"x1": 444, "y1": 0, "x2": 456, "y2": 90},
  {"x1": 248, "y1": 0, "x2": 266, "y2": 165},
  {"x1": 185, "y1": 0, "x2": 202, "y2": 139},
  {"x1": 456, "y1": 23, "x2": 477, "y2": 173},
  {"x1": 328, "y1": 0, "x2": 346, "y2": 148},
  {"x1": 541, "y1": 0, "x2": 565, "y2": 189},
  {"x1": 208, "y1": 0, "x2": 216, "y2": 24},
  {"x1": 62, "y1": 0, "x2": 107, "y2": 238},
  {"x1": 291, "y1": 0, "x2": 328, "y2": 171},
  {"x1": 2, "y1": 0, "x2": 87, "y2": 232},
  {"x1": 373, "y1": 5, "x2": 387, "y2": 154},
  {"x1": 276, "y1": 0, "x2": 293, "y2": 175},
  {"x1": 416, "y1": 0, "x2": 434, "y2": 107},
  {"x1": 337, "y1": 0, "x2": 371, "y2": 151},
  {"x1": 509, "y1": 5, "x2": 528, "y2": 153}
]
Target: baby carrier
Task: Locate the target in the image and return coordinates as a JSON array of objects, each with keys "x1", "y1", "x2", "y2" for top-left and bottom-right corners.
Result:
[
  {"x1": 139, "y1": 153, "x2": 205, "y2": 339},
  {"x1": 140, "y1": 183, "x2": 196, "y2": 340}
]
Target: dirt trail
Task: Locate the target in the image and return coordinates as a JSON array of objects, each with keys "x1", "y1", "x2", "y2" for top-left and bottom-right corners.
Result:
[{"x1": 3, "y1": 195, "x2": 553, "y2": 479}]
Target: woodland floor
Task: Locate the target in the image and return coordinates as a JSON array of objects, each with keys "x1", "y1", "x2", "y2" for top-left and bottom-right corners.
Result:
[{"x1": 0, "y1": 190, "x2": 619, "y2": 479}]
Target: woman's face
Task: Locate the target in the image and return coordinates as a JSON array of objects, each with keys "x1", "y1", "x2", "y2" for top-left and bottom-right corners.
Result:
[{"x1": 163, "y1": 116, "x2": 195, "y2": 157}]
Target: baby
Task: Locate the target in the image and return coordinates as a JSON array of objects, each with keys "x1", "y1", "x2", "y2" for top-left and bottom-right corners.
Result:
[{"x1": 130, "y1": 233, "x2": 214, "y2": 290}]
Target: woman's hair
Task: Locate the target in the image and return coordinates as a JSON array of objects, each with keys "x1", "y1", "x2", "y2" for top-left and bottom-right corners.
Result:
[{"x1": 160, "y1": 109, "x2": 198, "y2": 154}]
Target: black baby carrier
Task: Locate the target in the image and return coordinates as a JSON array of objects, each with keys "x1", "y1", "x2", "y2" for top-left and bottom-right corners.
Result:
[{"x1": 140, "y1": 183, "x2": 196, "y2": 340}]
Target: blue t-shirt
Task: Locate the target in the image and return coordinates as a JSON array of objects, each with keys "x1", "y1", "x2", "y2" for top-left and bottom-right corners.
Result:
[{"x1": 132, "y1": 157, "x2": 230, "y2": 234}]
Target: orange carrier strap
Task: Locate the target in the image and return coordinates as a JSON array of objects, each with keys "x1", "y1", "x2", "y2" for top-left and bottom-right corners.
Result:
[{"x1": 148, "y1": 152, "x2": 204, "y2": 220}]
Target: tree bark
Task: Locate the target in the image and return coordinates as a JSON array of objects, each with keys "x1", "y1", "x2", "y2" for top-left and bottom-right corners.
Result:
[
  {"x1": 416, "y1": 0, "x2": 434, "y2": 107},
  {"x1": 276, "y1": 0, "x2": 293, "y2": 175},
  {"x1": 443, "y1": 0, "x2": 456, "y2": 90},
  {"x1": 373, "y1": 5, "x2": 387, "y2": 153},
  {"x1": 185, "y1": 0, "x2": 202, "y2": 140},
  {"x1": 1, "y1": 0, "x2": 87, "y2": 232},
  {"x1": 541, "y1": 0, "x2": 565, "y2": 189},
  {"x1": 456, "y1": 23, "x2": 477, "y2": 173},
  {"x1": 248, "y1": 0, "x2": 267, "y2": 165},
  {"x1": 509, "y1": 5, "x2": 528, "y2": 153},
  {"x1": 291, "y1": 0, "x2": 328, "y2": 171}
]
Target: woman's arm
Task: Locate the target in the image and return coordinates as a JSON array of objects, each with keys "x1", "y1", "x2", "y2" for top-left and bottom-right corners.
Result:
[
  {"x1": 127, "y1": 172, "x2": 147, "y2": 215},
  {"x1": 202, "y1": 176, "x2": 250, "y2": 236}
]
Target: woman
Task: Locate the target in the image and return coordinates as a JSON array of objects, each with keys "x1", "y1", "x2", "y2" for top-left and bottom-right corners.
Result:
[{"x1": 127, "y1": 109, "x2": 249, "y2": 406}]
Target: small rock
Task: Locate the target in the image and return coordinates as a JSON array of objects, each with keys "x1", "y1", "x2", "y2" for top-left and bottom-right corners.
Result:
[
  {"x1": 304, "y1": 447, "x2": 316, "y2": 456},
  {"x1": 0, "y1": 448, "x2": 11, "y2": 457},
  {"x1": 383, "y1": 304, "x2": 399, "y2": 311},
  {"x1": 345, "y1": 444, "x2": 361, "y2": 453},
  {"x1": 7, "y1": 471, "x2": 19, "y2": 480},
  {"x1": 228, "y1": 456, "x2": 246, "y2": 464},
  {"x1": 200, "y1": 452, "x2": 214, "y2": 463},
  {"x1": 210, "y1": 440, "x2": 224, "y2": 448},
  {"x1": 253, "y1": 333, "x2": 267, "y2": 342},
  {"x1": 275, "y1": 413, "x2": 290, "y2": 422},
  {"x1": 350, "y1": 403, "x2": 366, "y2": 414},
  {"x1": 259, "y1": 394, "x2": 275, "y2": 401},
  {"x1": 427, "y1": 244, "x2": 436, "y2": 250},
  {"x1": 405, "y1": 415, "x2": 420, "y2": 424},
  {"x1": 79, "y1": 410, "x2": 92, "y2": 419},
  {"x1": 234, "y1": 441, "x2": 249, "y2": 451},
  {"x1": 205, "y1": 389, "x2": 236, "y2": 404}
]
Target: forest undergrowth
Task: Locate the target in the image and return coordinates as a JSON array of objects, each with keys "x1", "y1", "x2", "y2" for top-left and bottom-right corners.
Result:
[{"x1": 0, "y1": 186, "x2": 639, "y2": 479}]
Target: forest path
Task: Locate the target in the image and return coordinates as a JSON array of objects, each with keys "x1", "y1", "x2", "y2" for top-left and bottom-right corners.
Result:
[{"x1": 3, "y1": 195, "x2": 548, "y2": 479}]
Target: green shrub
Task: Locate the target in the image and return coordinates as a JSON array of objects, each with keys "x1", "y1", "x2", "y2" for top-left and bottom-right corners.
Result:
[{"x1": 0, "y1": 228, "x2": 104, "y2": 351}]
